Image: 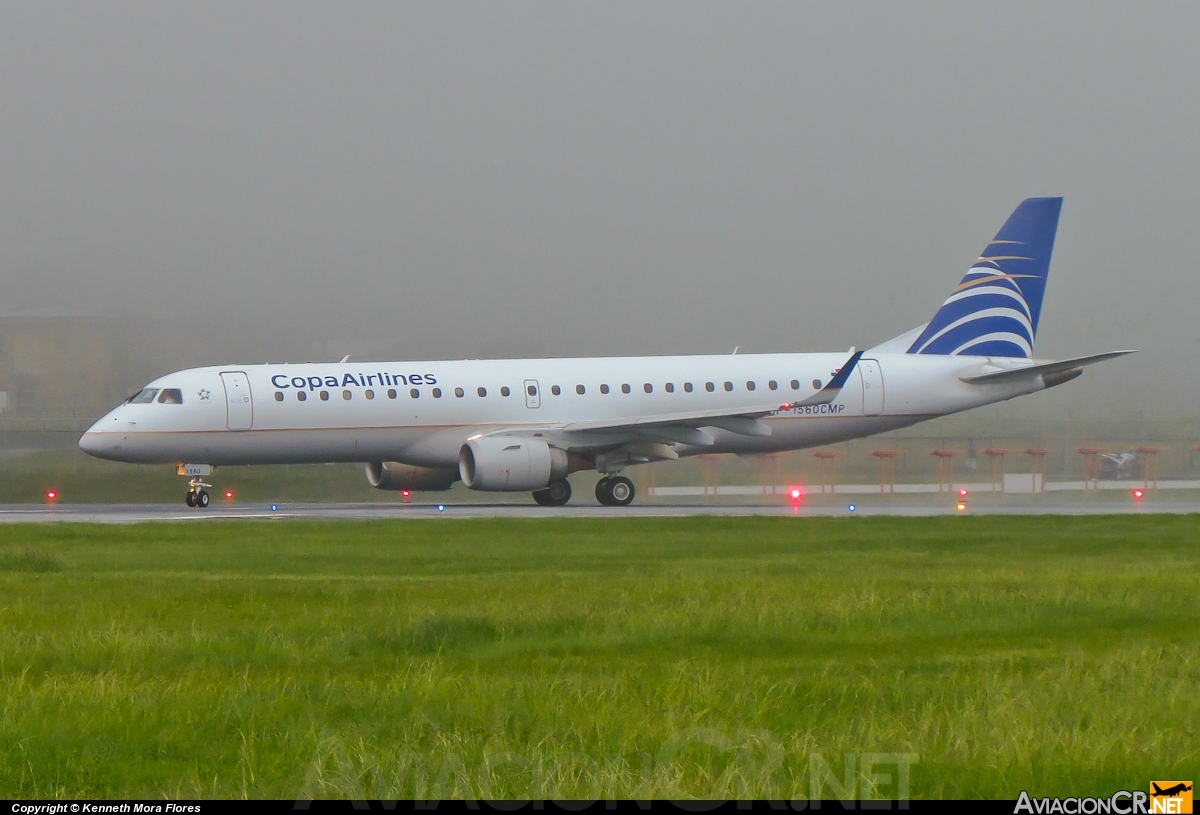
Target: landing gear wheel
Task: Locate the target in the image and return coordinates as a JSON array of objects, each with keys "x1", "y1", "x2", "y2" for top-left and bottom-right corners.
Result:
[
  {"x1": 186, "y1": 491, "x2": 197, "y2": 507},
  {"x1": 595, "y1": 477, "x2": 613, "y2": 505},
  {"x1": 607, "y1": 476, "x2": 634, "y2": 506},
  {"x1": 596, "y1": 476, "x2": 635, "y2": 507},
  {"x1": 533, "y1": 479, "x2": 572, "y2": 507},
  {"x1": 196, "y1": 490, "x2": 210, "y2": 508}
]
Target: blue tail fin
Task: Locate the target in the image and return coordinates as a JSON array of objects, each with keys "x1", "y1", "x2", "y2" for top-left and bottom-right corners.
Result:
[{"x1": 907, "y1": 197, "x2": 1062, "y2": 358}]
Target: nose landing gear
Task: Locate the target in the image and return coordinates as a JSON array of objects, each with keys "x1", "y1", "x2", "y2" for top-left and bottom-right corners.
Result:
[
  {"x1": 178, "y1": 465, "x2": 215, "y2": 509},
  {"x1": 186, "y1": 479, "x2": 211, "y2": 508}
]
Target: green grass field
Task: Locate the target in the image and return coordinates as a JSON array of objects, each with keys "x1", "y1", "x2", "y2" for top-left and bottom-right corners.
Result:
[{"x1": 0, "y1": 516, "x2": 1196, "y2": 799}]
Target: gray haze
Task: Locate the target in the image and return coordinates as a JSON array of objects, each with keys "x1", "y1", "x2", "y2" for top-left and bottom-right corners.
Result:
[{"x1": 1, "y1": 2, "x2": 1196, "y2": 416}]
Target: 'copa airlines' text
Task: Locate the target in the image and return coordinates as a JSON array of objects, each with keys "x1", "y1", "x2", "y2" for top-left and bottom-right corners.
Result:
[{"x1": 271, "y1": 372, "x2": 437, "y2": 391}]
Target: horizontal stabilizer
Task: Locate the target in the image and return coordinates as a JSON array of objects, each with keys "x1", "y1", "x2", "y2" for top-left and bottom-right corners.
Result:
[{"x1": 959, "y1": 350, "x2": 1136, "y2": 385}]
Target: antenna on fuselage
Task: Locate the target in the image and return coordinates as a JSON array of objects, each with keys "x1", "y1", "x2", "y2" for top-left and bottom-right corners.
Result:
[
  {"x1": 732, "y1": 346, "x2": 741, "y2": 355},
  {"x1": 339, "y1": 355, "x2": 351, "y2": 363}
]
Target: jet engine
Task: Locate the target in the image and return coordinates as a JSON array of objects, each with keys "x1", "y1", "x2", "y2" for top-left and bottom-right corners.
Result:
[
  {"x1": 458, "y1": 437, "x2": 572, "y2": 491},
  {"x1": 364, "y1": 461, "x2": 459, "y2": 491}
]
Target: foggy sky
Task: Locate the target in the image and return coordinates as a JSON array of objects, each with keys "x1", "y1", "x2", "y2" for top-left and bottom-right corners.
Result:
[{"x1": 1, "y1": 2, "x2": 1196, "y2": 415}]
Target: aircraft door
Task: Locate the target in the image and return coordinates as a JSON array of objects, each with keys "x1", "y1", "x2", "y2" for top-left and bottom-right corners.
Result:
[
  {"x1": 523, "y1": 379, "x2": 541, "y2": 409},
  {"x1": 220, "y1": 371, "x2": 254, "y2": 430},
  {"x1": 859, "y1": 359, "x2": 884, "y2": 416}
]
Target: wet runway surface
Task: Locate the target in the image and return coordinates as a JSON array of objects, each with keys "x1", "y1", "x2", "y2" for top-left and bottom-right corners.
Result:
[{"x1": 0, "y1": 500, "x2": 1195, "y2": 523}]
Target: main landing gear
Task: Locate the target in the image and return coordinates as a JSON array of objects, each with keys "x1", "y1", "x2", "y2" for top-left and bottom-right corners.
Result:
[
  {"x1": 185, "y1": 479, "x2": 211, "y2": 509},
  {"x1": 532, "y1": 479, "x2": 572, "y2": 507},
  {"x1": 595, "y1": 475, "x2": 635, "y2": 507},
  {"x1": 531, "y1": 476, "x2": 636, "y2": 507}
]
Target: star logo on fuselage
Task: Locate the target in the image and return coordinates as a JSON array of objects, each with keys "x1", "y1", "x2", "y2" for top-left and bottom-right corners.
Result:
[{"x1": 198, "y1": 389, "x2": 211, "y2": 401}]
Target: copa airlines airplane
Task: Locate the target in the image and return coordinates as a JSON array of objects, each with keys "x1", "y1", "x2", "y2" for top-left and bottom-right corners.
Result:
[{"x1": 80, "y1": 198, "x2": 1131, "y2": 508}]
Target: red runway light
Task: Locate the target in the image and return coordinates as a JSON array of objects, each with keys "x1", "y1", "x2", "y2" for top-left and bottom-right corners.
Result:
[
  {"x1": 224, "y1": 491, "x2": 234, "y2": 500},
  {"x1": 1133, "y1": 489, "x2": 1144, "y2": 499},
  {"x1": 402, "y1": 490, "x2": 411, "y2": 497},
  {"x1": 46, "y1": 490, "x2": 57, "y2": 501},
  {"x1": 958, "y1": 488, "x2": 969, "y2": 497}
]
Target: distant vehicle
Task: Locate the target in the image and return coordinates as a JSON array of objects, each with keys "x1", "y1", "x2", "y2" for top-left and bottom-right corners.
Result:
[
  {"x1": 1099, "y1": 451, "x2": 1142, "y2": 480},
  {"x1": 80, "y1": 198, "x2": 1132, "y2": 508}
]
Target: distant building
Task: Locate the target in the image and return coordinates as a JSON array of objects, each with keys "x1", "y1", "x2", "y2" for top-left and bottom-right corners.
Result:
[{"x1": 0, "y1": 311, "x2": 180, "y2": 418}]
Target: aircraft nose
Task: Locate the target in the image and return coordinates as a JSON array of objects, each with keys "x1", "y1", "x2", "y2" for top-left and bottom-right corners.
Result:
[
  {"x1": 78, "y1": 428, "x2": 104, "y2": 455},
  {"x1": 79, "y1": 416, "x2": 120, "y2": 458}
]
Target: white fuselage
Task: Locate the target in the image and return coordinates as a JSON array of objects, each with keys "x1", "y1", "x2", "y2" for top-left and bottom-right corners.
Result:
[{"x1": 79, "y1": 351, "x2": 1041, "y2": 469}]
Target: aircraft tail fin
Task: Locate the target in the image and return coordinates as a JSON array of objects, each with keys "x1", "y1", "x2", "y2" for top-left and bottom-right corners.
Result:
[{"x1": 906, "y1": 197, "x2": 1063, "y2": 358}]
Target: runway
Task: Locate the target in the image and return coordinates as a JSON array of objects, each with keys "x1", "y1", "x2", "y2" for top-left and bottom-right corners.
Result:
[{"x1": 0, "y1": 500, "x2": 1196, "y2": 523}]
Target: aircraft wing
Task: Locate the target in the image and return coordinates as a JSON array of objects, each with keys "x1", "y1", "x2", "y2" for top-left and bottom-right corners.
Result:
[
  {"x1": 959, "y1": 351, "x2": 1136, "y2": 385},
  {"x1": 562, "y1": 403, "x2": 784, "y2": 435},
  {"x1": 476, "y1": 351, "x2": 866, "y2": 457},
  {"x1": 558, "y1": 349, "x2": 864, "y2": 437}
]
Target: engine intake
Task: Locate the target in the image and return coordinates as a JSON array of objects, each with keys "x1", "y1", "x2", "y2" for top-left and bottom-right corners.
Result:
[
  {"x1": 458, "y1": 437, "x2": 570, "y2": 491},
  {"x1": 365, "y1": 461, "x2": 459, "y2": 492}
]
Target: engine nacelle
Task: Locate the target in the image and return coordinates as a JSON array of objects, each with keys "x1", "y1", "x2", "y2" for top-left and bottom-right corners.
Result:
[
  {"x1": 458, "y1": 437, "x2": 570, "y2": 491},
  {"x1": 365, "y1": 461, "x2": 459, "y2": 492}
]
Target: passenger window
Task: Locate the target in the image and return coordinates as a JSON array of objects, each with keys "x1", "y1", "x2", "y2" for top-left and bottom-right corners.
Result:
[
  {"x1": 501, "y1": 386, "x2": 510, "y2": 397},
  {"x1": 410, "y1": 388, "x2": 419, "y2": 399},
  {"x1": 388, "y1": 389, "x2": 397, "y2": 399},
  {"x1": 768, "y1": 380, "x2": 778, "y2": 390},
  {"x1": 319, "y1": 391, "x2": 330, "y2": 401},
  {"x1": 812, "y1": 379, "x2": 822, "y2": 389},
  {"x1": 551, "y1": 385, "x2": 561, "y2": 396},
  {"x1": 621, "y1": 384, "x2": 631, "y2": 394},
  {"x1": 600, "y1": 384, "x2": 610, "y2": 394},
  {"x1": 342, "y1": 390, "x2": 352, "y2": 400},
  {"x1": 724, "y1": 381, "x2": 733, "y2": 392},
  {"x1": 366, "y1": 389, "x2": 376, "y2": 400},
  {"x1": 129, "y1": 388, "x2": 158, "y2": 404},
  {"x1": 665, "y1": 383, "x2": 674, "y2": 393},
  {"x1": 455, "y1": 387, "x2": 465, "y2": 398},
  {"x1": 576, "y1": 385, "x2": 585, "y2": 395},
  {"x1": 478, "y1": 387, "x2": 487, "y2": 397},
  {"x1": 526, "y1": 384, "x2": 537, "y2": 397},
  {"x1": 705, "y1": 382, "x2": 715, "y2": 392},
  {"x1": 431, "y1": 388, "x2": 441, "y2": 398},
  {"x1": 790, "y1": 380, "x2": 800, "y2": 390},
  {"x1": 643, "y1": 383, "x2": 653, "y2": 393},
  {"x1": 297, "y1": 391, "x2": 307, "y2": 402},
  {"x1": 274, "y1": 392, "x2": 284, "y2": 402},
  {"x1": 684, "y1": 382, "x2": 694, "y2": 393},
  {"x1": 746, "y1": 381, "x2": 756, "y2": 391},
  {"x1": 157, "y1": 388, "x2": 183, "y2": 404}
]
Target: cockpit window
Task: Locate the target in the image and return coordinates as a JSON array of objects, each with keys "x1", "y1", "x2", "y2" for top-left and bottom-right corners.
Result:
[
  {"x1": 157, "y1": 388, "x2": 183, "y2": 404},
  {"x1": 128, "y1": 388, "x2": 159, "y2": 404}
]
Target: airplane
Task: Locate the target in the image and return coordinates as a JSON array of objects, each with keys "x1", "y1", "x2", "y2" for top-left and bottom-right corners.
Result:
[
  {"x1": 1152, "y1": 783, "x2": 1192, "y2": 798},
  {"x1": 79, "y1": 197, "x2": 1133, "y2": 508}
]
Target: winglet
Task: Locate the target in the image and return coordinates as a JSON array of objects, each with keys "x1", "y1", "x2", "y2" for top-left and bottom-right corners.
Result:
[{"x1": 789, "y1": 351, "x2": 864, "y2": 408}]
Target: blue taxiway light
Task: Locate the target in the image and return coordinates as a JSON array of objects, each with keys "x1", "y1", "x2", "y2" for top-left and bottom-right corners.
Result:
[
  {"x1": 848, "y1": 504, "x2": 856, "y2": 512},
  {"x1": 437, "y1": 504, "x2": 445, "y2": 513},
  {"x1": 270, "y1": 504, "x2": 278, "y2": 512}
]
